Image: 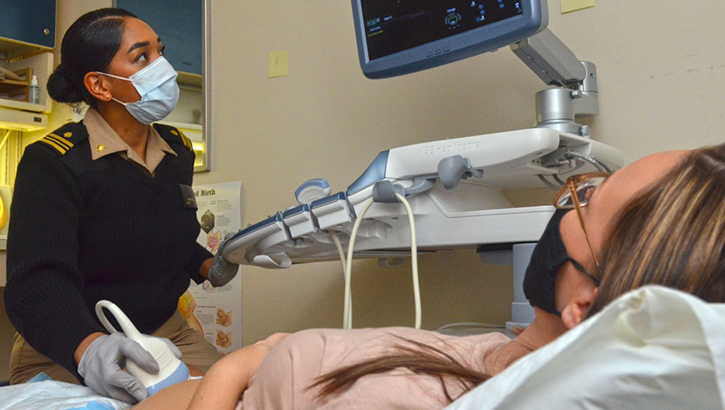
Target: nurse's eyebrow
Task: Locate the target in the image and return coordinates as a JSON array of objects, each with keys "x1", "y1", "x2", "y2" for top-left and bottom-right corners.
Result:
[{"x1": 127, "y1": 37, "x2": 162, "y2": 54}]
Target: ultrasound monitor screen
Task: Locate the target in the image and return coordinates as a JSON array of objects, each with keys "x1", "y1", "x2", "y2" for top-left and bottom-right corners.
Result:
[
  {"x1": 352, "y1": 0, "x2": 546, "y2": 78},
  {"x1": 363, "y1": 1, "x2": 523, "y2": 61}
]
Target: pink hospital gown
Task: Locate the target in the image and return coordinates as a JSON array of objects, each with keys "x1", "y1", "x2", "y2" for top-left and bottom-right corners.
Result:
[{"x1": 236, "y1": 327, "x2": 511, "y2": 410}]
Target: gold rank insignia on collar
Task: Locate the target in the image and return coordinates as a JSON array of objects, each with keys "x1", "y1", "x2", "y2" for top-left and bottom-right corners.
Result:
[{"x1": 96, "y1": 144, "x2": 106, "y2": 153}]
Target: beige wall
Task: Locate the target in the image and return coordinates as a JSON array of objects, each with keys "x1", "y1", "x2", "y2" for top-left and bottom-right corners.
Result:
[{"x1": 2, "y1": 0, "x2": 724, "y2": 378}]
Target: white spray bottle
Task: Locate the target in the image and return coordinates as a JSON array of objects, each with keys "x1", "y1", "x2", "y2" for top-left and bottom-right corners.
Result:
[
  {"x1": 96, "y1": 300, "x2": 190, "y2": 397},
  {"x1": 29, "y1": 75, "x2": 39, "y2": 104}
]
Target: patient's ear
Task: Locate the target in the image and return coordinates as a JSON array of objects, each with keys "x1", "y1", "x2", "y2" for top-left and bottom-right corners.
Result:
[{"x1": 561, "y1": 288, "x2": 597, "y2": 329}]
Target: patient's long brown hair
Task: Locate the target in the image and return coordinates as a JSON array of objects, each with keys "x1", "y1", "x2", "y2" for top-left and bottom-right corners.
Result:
[
  {"x1": 586, "y1": 143, "x2": 725, "y2": 317},
  {"x1": 311, "y1": 143, "x2": 725, "y2": 401}
]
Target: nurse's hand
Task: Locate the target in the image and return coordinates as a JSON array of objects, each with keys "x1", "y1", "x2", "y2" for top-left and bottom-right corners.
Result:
[
  {"x1": 207, "y1": 235, "x2": 240, "y2": 287},
  {"x1": 77, "y1": 332, "x2": 160, "y2": 403}
]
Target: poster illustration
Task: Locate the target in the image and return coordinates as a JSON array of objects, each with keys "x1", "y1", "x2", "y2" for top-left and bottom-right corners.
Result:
[{"x1": 179, "y1": 181, "x2": 243, "y2": 355}]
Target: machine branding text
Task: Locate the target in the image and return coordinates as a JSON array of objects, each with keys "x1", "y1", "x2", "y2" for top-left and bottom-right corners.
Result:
[{"x1": 423, "y1": 141, "x2": 480, "y2": 155}]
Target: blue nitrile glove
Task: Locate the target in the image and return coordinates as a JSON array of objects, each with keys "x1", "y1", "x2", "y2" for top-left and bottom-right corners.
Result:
[
  {"x1": 208, "y1": 234, "x2": 240, "y2": 287},
  {"x1": 77, "y1": 332, "x2": 182, "y2": 403}
]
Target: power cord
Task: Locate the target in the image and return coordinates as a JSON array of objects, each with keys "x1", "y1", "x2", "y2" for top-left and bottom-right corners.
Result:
[
  {"x1": 538, "y1": 152, "x2": 612, "y2": 189},
  {"x1": 565, "y1": 151, "x2": 612, "y2": 173},
  {"x1": 343, "y1": 193, "x2": 422, "y2": 330},
  {"x1": 396, "y1": 193, "x2": 421, "y2": 330},
  {"x1": 330, "y1": 230, "x2": 352, "y2": 328},
  {"x1": 343, "y1": 198, "x2": 374, "y2": 329}
]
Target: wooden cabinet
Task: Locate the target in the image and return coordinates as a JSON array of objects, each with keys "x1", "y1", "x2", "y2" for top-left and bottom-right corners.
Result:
[{"x1": 0, "y1": 0, "x2": 56, "y2": 58}]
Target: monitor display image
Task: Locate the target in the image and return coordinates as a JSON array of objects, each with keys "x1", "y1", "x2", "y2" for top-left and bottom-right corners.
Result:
[{"x1": 352, "y1": 0, "x2": 547, "y2": 78}]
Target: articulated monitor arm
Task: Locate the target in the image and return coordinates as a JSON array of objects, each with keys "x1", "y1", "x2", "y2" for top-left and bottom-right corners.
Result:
[
  {"x1": 511, "y1": 29, "x2": 599, "y2": 137},
  {"x1": 512, "y1": 28, "x2": 586, "y2": 88}
]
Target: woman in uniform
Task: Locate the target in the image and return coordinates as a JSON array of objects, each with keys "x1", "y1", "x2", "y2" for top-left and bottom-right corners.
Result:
[{"x1": 3, "y1": 8, "x2": 238, "y2": 404}]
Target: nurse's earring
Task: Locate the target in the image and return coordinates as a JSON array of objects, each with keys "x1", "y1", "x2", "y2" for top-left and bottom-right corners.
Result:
[{"x1": 83, "y1": 71, "x2": 112, "y2": 103}]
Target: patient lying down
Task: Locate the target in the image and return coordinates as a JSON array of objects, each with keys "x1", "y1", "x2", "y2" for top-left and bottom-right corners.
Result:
[{"x1": 135, "y1": 144, "x2": 725, "y2": 410}]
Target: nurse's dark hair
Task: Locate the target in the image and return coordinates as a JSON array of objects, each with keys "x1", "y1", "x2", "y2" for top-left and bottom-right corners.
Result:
[
  {"x1": 586, "y1": 143, "x2": 725, "y2": 317},
  {"x1": 47, "y1": 8, "x2": 137, "y2": 108},
  {"x1": 310, "y1": 143, "x2": 725, "y2": 402}
]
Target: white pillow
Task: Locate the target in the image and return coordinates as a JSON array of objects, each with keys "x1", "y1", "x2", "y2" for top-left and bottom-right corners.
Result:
[{"x1": 446, "y1": 286, "x2": 725, "y2": 410}]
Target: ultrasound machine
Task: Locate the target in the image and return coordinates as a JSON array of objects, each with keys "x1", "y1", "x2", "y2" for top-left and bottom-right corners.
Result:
[{"x1": 222, "y1": 0, "x2": 622, "y2": 332}]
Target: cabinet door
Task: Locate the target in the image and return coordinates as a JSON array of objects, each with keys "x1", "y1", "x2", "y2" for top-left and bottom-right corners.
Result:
[
  {"x1": 0, "y1": 0, "x2": 56, "y2": 49},
  {"x1": 116, "y1": 0, "x2": 202, "y2": 76}
]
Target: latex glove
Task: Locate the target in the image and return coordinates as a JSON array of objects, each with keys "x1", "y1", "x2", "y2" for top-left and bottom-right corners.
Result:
[
  {"x1": 78, "y1": 333, "x2": 181, "y2": 403},
  {"x1": 208, "y1": 234, "x2": 240, "y2": 287}
]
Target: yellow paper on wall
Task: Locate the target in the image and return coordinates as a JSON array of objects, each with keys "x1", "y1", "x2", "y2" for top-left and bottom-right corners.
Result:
[
  {"x1": 268, "y1": 50, "x2": 289, "y2": 78},
  {"x1": 561, "y1": 0, "x2": 594, "y2": 13}
]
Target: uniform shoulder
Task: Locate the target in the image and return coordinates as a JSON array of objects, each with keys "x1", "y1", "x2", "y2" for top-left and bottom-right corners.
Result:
[
  {"x1": 33, "y1": 122, "x2": 89, "y2": 157},
  {"x1": 154, "y1": 123, "x2": 195, "y2": 153}
]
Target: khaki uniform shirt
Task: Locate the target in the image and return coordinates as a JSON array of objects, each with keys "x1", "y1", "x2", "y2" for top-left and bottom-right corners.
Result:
[{"x1": 83, "y1": 108, "x2": 177, "y2": 175}]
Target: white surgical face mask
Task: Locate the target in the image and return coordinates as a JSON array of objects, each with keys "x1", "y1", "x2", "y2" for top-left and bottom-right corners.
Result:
[{"x1": 97, "y1": 57, "x2": 179, "y2": 125}]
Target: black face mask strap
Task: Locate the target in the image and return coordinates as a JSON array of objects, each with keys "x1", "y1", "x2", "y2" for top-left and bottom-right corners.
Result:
[{"x1": 567, "y1": 257, "x2": 600, "y2": 286}]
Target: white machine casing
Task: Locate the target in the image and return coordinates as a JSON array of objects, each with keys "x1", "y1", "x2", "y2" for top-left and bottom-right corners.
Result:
[{"x1": 222, "y1": 127, "x2": 623, "y2": 268}]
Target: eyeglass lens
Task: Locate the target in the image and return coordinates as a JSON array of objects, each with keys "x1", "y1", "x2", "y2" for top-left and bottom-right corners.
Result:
[{"x1": 556, "y1": 176, "x2": 606, "y2": 208}]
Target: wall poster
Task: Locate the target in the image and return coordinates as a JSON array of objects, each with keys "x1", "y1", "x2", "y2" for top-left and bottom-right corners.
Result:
[{"x1": 179, "y1": 181, "x2": 243, "y2": 356}]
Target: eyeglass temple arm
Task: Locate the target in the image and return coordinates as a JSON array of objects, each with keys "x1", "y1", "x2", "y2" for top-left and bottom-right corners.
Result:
[{"x1": 568, "y1": 183, "x2": 601, "y2": 269}]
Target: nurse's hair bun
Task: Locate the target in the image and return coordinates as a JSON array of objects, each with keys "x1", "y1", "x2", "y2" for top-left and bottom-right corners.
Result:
[
  {"x1": 47, "y1": 63, "x2": 85, "y2": 104},
  {"x1": 49, "y1": 8, "x2": 139, "y2": 107}
]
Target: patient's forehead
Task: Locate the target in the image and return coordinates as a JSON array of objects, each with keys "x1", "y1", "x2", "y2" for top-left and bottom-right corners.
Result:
[
  {"x1": 586, "y1": 150, "x2": 688, "y2": 248},
  {"x1": 596, "y1": 150, "x2": 687, "y2": 209}
]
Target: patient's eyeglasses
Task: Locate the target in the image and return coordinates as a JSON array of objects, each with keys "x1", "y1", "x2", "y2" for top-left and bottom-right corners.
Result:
[{"x1": 552, "y1": 172, "x2": 611, "y2": 283}]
